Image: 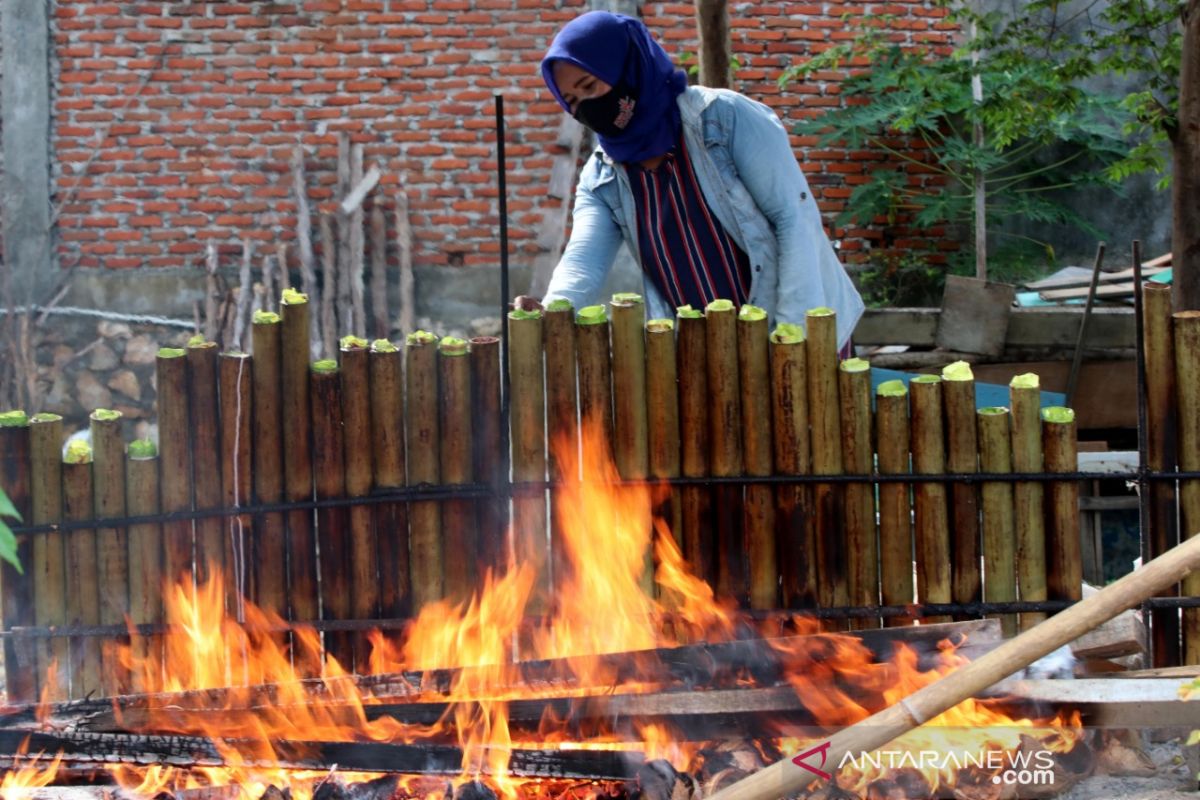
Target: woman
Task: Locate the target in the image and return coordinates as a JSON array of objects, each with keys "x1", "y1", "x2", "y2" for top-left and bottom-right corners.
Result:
[{"x1": 522, "y1": 11, "x2": 863, "y2": 350}]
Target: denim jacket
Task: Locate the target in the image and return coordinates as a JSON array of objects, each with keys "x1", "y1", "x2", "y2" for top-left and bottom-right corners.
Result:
[{"x1": 542, "y1": 85, "x2": 865, "y2": 347}]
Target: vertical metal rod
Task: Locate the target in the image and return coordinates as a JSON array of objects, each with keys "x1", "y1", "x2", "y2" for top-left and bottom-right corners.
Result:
[
  {"x1": 1132, "y1": 240, "x2": 1154, "y2": 662},
  {"x1": 495, "y1": 94, "x2": 513, "y2": 545}
]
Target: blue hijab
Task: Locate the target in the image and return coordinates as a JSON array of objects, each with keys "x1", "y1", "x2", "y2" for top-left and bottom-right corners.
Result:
[{"x1": 540, "y1": 11, "x2": 688, "y2": 164}]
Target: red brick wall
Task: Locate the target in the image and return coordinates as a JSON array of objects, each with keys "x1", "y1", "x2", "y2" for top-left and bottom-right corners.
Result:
[{"x1": 50, "y1": 1, "x2": 954, "y2": 277}]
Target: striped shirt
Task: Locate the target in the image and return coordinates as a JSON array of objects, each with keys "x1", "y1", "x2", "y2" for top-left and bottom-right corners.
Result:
[{"x1": 627, "y1": 135, "x2": 753, "y2": 311}]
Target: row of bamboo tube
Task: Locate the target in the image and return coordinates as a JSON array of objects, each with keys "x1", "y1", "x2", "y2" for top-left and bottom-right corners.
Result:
[{"x1": 2, "y1": 288, "x2": 1198, "y2": 702}]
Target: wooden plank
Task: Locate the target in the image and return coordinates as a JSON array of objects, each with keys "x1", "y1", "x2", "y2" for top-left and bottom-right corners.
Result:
[
  {"x1": 935, "y1": 276, "x2": 1015, "y2": 356},
  {"x1": 1039, "y1": 281, "x2": 1137, "y2": 301},
  {"x1": 998, "y1": 678, "x2": 1195, "y2": 727},
  {"x1": 1026, "y1": 265, "x2": 1168, "y2": 291}
]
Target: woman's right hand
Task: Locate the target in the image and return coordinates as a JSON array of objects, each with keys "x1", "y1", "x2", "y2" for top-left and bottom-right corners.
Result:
[{"x1": 512, "y1": 295, "x2": 544, "y2": 313}]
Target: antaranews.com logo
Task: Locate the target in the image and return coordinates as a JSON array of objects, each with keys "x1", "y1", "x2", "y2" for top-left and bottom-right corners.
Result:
[{"x1": 793, "y1": 741, "x2": 1057, "y2": 790}]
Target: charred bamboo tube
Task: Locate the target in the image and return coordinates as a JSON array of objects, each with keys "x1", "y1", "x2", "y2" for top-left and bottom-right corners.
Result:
[
  {"x1": 438, "y1": 336, "x2": 475, "y2": 601},
  {"x1": 281, "y1": 289, "x2": 318, "y2": 625},
  {"x1": 311, "y1": 357, "x2": 351, "y2": 666},
  {"x1": 575, "y1": 305, "x2": 614, "y2": 465},
  {"x1": 125, "y1": 438, "x2": 163, "y2": 693},
  {"x1": 543, "y1": 300, "x2": 578, "y2": 588},
  {"x1": 341, "y1": 336, "x2": 377, "y2": 669},
  {"x1": 406, "y1": 330, "x2": 444, "y2": 610},
  {"x1": 250, "y1": 311, "x2": 287, "y2": 619},
  {"x1": 611, "y1": 294, "x2": 653, "y2": 596},
  {"x1": 806, "y1": 308, "x2": 846, "y2": 613},
  {"x1": 510, "y1": 310, "x2": 548, "y2": 611},
  {"x1": 645, "y1": 318, "x2": 682, "y2": 568},
  {"x1": 0, "y1": 411, "x2": 34, "y2": 702},
  {"x1": 370, "y1": 339, "x2": 409, "y2": 619},
  {"x1": 1042, "y1": 407, "x2": 1081, "y2": 606},
  {"x1": 738, "y1": 305, "x2": 775, "y2": 610},
  {"x1": 471, "y1": 336, "x2": 505, "y2": 574},
  {"x1": 30, "y1": 413, "x2": 68, "y2": 700},
  {"x1": 219, "y1": 352, "x2": 253, "y2": 618},
  {"x1": 1143, "y1": 284, "x2": 1179, "y2": 666},
  {"x1": 89, "y1": 408, "x2": 129, "y2": 696},
  {"x1": 1010, "y1": 373, "x2": 1047, "y2": 630},
  {"x1": 156, "y1": 347, "x2": 194, "y2": 591},
  {"x1": 942, "y1": 362, "x2": 981, "y2": 616},
  {"x1": 771, "y1": 323, "x2": 815, "y2": 610},
  {"x1": 876, "y1": 381, "x2": 913, "y2": 626},
  {"x1": 1173, "y1": 311, "x2": 1200, "y2": 664},
  {"x1": 978, "y1": 407, "x2": 1018, "y2": 637},
  {"x1": 186, "y1": 338, "x2": 223, "y2": 593},
  {"x1": 63, "y1": 439, "x2": 101, "y2": 699},
  {"x1": 706, "y1": 299, "x2": 746, "y2": 605},
  {"x1": 838, "y1": 358, "x2": 877, "y2": 629},
  {"x1": 910, "y1": 375, "x2": 951, "y2": 624},
  {"x1": 677, "y1": 307, "x2": 714, "y2": 586}
]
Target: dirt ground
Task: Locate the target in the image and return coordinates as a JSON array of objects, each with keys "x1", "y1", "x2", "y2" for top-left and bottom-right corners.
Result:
[{"x1": 1060, "y1": 738, "x2": 1199, "y2": 800}]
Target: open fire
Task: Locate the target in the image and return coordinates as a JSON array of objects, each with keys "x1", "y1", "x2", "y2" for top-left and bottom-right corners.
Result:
[{"x1": 1, "y1": 425, "x2": 1083, "y2": 799}]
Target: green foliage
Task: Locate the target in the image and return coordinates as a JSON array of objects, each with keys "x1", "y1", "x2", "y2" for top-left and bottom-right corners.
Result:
[{"x1": 0, "y1": 486, "x2": 22, "y2": 575}]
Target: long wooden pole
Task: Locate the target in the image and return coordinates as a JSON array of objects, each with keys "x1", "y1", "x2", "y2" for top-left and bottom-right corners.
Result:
[
  {"x1": 341, "y1": 336, "x2": 377, "y2": 670},
  {"x1": 89, "y1": 408, "x2": 129, "y2": 696},
  {"x1": 838, "y1": 359, "x2": 876, "y2": 629},
  {"x1": 471, "y1": 336, "x2": 505, "y2": 574},
  {"x1": 910, "y1": 375, "x2": 951, "y2": 624},
  {"x1": 125, "y1": 438, "x2": 162, "y2": 694},
  {"x1": 611, "y1": 294, "x2": 652, "y2": 595},
  {"x1": 438, "y1": 336, "x2": 475, "y2": 601},
  {"x1": 738, "y1": 306, "x2": 776, "y2": 610},
  {"x1": 942, "y1": 362, "x2": 981, "y2": 617},
  {"x1": 875, "y1": 381, "x2": 913, "y2": 626},
  {"x1": 218, "y1": 351, "x2": 253, "y2": 620},
  {"x1": 806, "y1": 308, "x2": 845, "y2": 614},
  {"x1": 406, "y1": 330, "x2": 443, "y2": 610},
  {"x1": 510, "y1": 310, "x2": 548, "y2": 610},
  {"x1": 977, "y1": 406, "x2": 1018, "y2": 637},
  {"x1": 1010, "y1": 373, "x2": 1047, "y2": 630},
  {"x1": 311, "y1": 357, "x2": 351, "y2": 667},
  {"x1": 156, "y1": 347, "x2": 193, "y2": 593},
  {"x1": 543, "y1": 301, "x2": 578, "y2": 588},
  {"x1": 1174, "y1": 310, "x2": 1200, "y2": 664},
  {"x1": 250, "y1": 311, "x2": 287, "y2": 621},
  {"x1": 62, "y1": 439, "x2": 100, "y2": 699},
  {"x1": 187, "y1": 339, "x2": 224, "y2": 592},
  {"x1": 0, "y1": 411, "x2": 34, "y2": 702},
  {"x1": 370, "y1": 339, "x2": 409, "y2": 619},
  {"x1": 677, "y1": 307, "x2": 713, "y2": 586},
  {"x1": 771, "y1": 324, "x2": 814, "y2": 610},
  {"x1": 706, "y1": 299, "x2": 745, "y2": 605},
  {"x1": 706, "y1": 529, "x2": 1200, "y2": 800},
  {"x1": 29, "y1": 413, "x2": 69, "y2": 700},
  {"x1": 281, "y1": 289, "x2": 318, "y2": 626}
]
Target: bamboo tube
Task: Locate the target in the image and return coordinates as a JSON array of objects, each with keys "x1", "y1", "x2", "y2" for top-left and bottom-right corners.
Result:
[
  {"x1": 1173, "y1": 311, "x2": 1200, "y2": 664},
  {"x1": 0, "y1": 411, "x2": 34, "y2": 702},
  {"x1": 156, "y1": 347, "x2": 194, "y2": 591},
  {"x1": 125, "y1": 438, "x2": 162, "y2": 693},
  {"x1": 62, "y1": 439, "x2": 101, "y2": 699},
  {"x1": 439, "y1": 336, "x2": 475, "y2": 601},
  {"x1": 611, "y1": 294, "x2": 653, "y2": 595},
  {"x1": 1143, "y1": 283, "x2": 1179, "y2": 666},
  {"x1": 942, "y1": 361, "x2": 981, "y2": 616},
  {"x1": 737, "y1": 305, "x2": 775, "y2": 610},
  {"x1": 471, "y1": 336, "x2": 505, "y2": 574},
  {"x1": 406, "y1": 330, "x2": 444, "y2": 610},
  {"x1": 771, "y1": 323, "x2": 815, "y2": 610},
  {"x1": 910, "y1": 374, "x2": 951, "y2": 624},
  {"x1": 645, "y1": 318, "x2": 682, "y2": 551},
  {"x1": 575, "y1": 305, "x2": 613, "y2": 465},
  {"x1": 89, "y1": 408, "x2": 129, "y2": 696},
  {"x1": 706, "y1": 529, "x2": 1200, "y2": 800},
  {"x1": 978, "y1": 406, "x2": 1018, "y2": 637},
  {"x1": 311, "y1": 357, "x2": 351, "y2": 667},
  {"x1": 370, "y1": 339, "x2": 409, "y2": 619},
  {"x1": 875, "y1": 381, "x2": 913, "y2": 626},
  {"x1": 281, "y1": 288, "x2": 318, "y2": 625},
  {"x1": 250, "y1": 311, "x2": 287, "y2": 620},
  {"x1": 838, "y1": 358, "x2": 877, "y2": 628},
  {"x1": 1010, "y1": 373, "x2": 1047, "y2": 630},
  {"x1": 341, "y1": 336, "x2": 376, "y2": 670},
  {"x1": 543, "y1": 300, "x2": 578, "y2": 588},
  {"x1": 219, "y1": 352, "x2": 253, "y2": 619},
  {"x1": 29, "y1": 413, "x2": 68, "y2": 700},
  {"x1": 187, "y1": 338, "x2": 224, "y2": 592},
  {"x1": 677, "y1": 307, "x2": 714, "y2": 586},
  {"x1": 510, "y1": 310, "x2": 548, "y2": 611},
  {"x1": 706, "y1": 299, "x2": 746, "y2": 605},
  {"x1": 806, "y1": 308, "x2": 846, "y2": 613},
  {"x1": 1042, "y1": 406, "x2": 1082, "y2": 606}
]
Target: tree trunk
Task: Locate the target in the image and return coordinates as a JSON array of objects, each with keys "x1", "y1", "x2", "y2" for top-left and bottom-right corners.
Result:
[
  {"x1": 693, "y1": 0, "x2": 731, "y2": 89},
  {"x1": 1175, "y1": 0, "x2": 1200, "y2": 311}
]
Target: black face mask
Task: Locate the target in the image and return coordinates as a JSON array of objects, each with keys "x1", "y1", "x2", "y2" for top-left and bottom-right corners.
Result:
[{"x1": 573, "y1": 79, "x2": 638, "y2": 138}]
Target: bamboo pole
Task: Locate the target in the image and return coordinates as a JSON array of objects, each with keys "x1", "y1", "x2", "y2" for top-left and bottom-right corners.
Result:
[
  {"x1": 543, "y1": 300, "x2": 577, "y2": 587},
  {"x1": 1173, "y1": 310, "x2": 1200, "y2": 664},
  {"x1": 125, "y1": 438, "x2": 163, "y2": 694},
  {"x1": 942, "y1": 361, "x2": 981, "y2": 617},
  {"x1": 838, "y1": 358, "x2": 876, "y2": 629},
  {"x1": 219, "y1": 351, "x2": 253, "y2": 620},
  {"x1": 187, "y1": 338, "x2": 224, "y2": 595},
  {"x1": 1143, "y1": 283, "x2": 1179, "y2": 666},
  {"x1": 1010, "y1": 373, "x2": 1047, "y2": 630},
  {"x1": 646, "y1": 318, "x2": 682, "y2": 562},
  {"x1": 737, "y1": 306, "x2": 775, "y2": 610},
  {"x1": 910, "y1": 374, "x2": 951, "y2": 624},
  {"x1": 250, "y1": 311, "x2": 287, "y2": 621},
  {"x1": 677, "y1": 307, "x2": 713, "y2": 585},
  {"x1": 281, "y1": 289, "x2": 318, "y2": 626},
  {"x1": 156, "y1": 347, "x2": 193, "y2": 592},
  {"x1": 406, "y1": 330, "x2": 444, "y2": 610},
  {"x1": 771, "y1": 323, "x2": 815, "y2": 610},
  {"x1": 875, "y1": 381, "x2": 913, "y2": 626},
  {"x1": 705, "y1": 299, "x2": 745, "y2": 605},
  {"x1": 0, "y1": 411, "x2": 34, "y2": 702},
  {"x1": 705, "y1": 529, "x2": 1200, "y2": 800},
  {"x1": 611, "y1": 294, "x2": 652, "y2": 595},
  {"x1": 977, "y1": 406, "x2": 1018, "y2": 637},
  {"x1": 311, "y1": 357, "x2": 351, "y2": 667},
  {"x1": 806, "y1": 308, "x2": 846, "y2": 614},
  {"x1": 62, "y1": 439, "x2": 100, "y2": 699},
  {"x1": 341, "y1": 336, "x2": 377, "y2": 670},
  {"x1": 30, "y1": 413, "x2": 68, "y2": 700},
  {"x1": 471, "y1": 336, "x2": 505, "y2": 573},
  {"x1": 89, "y1": 408, "x2": 129, "y2": 696},
  {"x1": 1042, "y1": 406, "x2": 1081, "y2": 606},
  {"x1": 439, "y1": 336, "x2": 475, "y2": 602},
  {"x1": 575, "y1": 305, "x2": 613, "y2": 465},
  {"x1": 370, "y1": 339, "x2": 409, "y2": 619},
  {"x1": 510, "y1": 310, "x2": 548, "y2": 611}
]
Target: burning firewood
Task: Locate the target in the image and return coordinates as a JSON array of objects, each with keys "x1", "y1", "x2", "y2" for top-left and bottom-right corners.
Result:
[{"x1": 632, "y1": 759, "x2": 697, "y2": 800}]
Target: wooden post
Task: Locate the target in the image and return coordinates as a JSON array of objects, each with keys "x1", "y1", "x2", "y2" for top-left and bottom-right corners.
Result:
[
  {"x1": 187, "y1": 339, "x2": 224, "y2": 594},
  {"x1": 706, "y1": 299, "x2": 746, "y2": 605},
  {"x1": 1173, "y1": 310, "x2": 1200, "y2": 664},
  {"x1": 89, "y1": 408, "x2": 129, "y2": 696},
  {"x1": 1043, "y1": 407, "x2": 1082, "y2": 606},
  {"x1": 677, "y1": 307, "x2": 714, "y2": 586},
  {"x1": 875, "y1": 380, "x2": 914, "y2": 626},
  {"x1": 62, "y1": 439, "x2": 100, "y2": 699},
  {"x1": 341, "y1": 337, "x2": 377, "y2": 670},
  {"x1": 611, "y1": 294, "x2": 652, "y2": 595},
  {"x1": 311, "y1": 357, "x2": 351, "y2": 667},
  {"x1": 471, "y1": 336, "x2": 505, "y2": 573},
  {"x1": 1011, "y1": 373, "x2": 1047, "y2": 630},
  {"x1": 319, "y1": 213, "x2": 338, "y2": 359},
  {"x1": 219, "y1": 352, "x2": 253, "y2": 618},
  {"x1": 838, "y1": 359, "x2": 877, "y2": 628},
  {"x1": 370, "y1": 339, "x2": 409, "y2": 619},
  {"x1": 942, "y1": 362, "x2": 982, "y2": 617},
  {"x1": 910, "y1": 375, "x2": 951, "y2": 624},
  {"x1": 771, "y1": 323, "x2": 815, "y2": 610},
  {"x1": 978, "y1": 406, "x2": 1018, "y2": 637},
  {"x1": 125, "y1": 438, "x2": 163, "y2": 694},
  {"x1": 369, "y1": 204, "x2": 389, "y2": 340},
  {"x1": 406, "y1": 330, "x2": 444, "y2": 610},
  {"x1": 281, "y1": 289, "x2": 318, "y2": 626},
  {"x1": 738, "y1": 305, "x2": 775, "y2": 610},
  {"x1": 646, "y1": 318, "x2": 682, "y2": 576},
  {"x1": 29, "y1": 413, "x2": 68, "y2": 700},
  {"x1": 439, "y1": 336, "x2": 476, "y2": 601},
  {"x1": 806, "y1": 308, "x2": 846, "y2": 614},
  {"x1": 156, "y1": 347, "x2": 193, "y2": 592},
  {"x1": 250, "y1": 311, "x2": 287, "y2": 621},
  {"x1": 575, "y1": 305, "x2": 614, "y2": 465},
  {"x1": 0, "y1": 411, "x2": 34, "y2": 702},
  {"x1": 510, "y1": 310, "x2": 548, "y2": 610},
  {"x1": 544, "y1": 300, "x2": 578, "y2": 588}
]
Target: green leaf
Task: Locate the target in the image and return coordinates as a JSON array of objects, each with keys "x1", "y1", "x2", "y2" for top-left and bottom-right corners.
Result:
[
  {"x1": 0, "y1": 520, "x2": 21, "y2": 575},
  {"x1": 0, "y1": 488, "x2": 20, "y2": 522}
]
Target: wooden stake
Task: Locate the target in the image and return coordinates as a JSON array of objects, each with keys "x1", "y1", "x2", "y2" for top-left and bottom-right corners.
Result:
[
  {"x1": 677, "y1": 307, "x2": 713, "y2": 585},
  {"x1": 319, "y1": 213, "x2": 338, "y2": 359},
  {"x1": 738, "y1": 306, "x2": 775, "y2": 610},
  {"x1": 370, "y1": 205, "x2": 389, "y2": 340},
  {"x1": 281, "y1": 289, "x2": 318, "y2": 626},
  {"x1": 543, "y1": 300, "x2": 578, "y2": 587},
  {"x1": 219, "y1": 352, "x2": 253, "y2": 619},
  {"x1": 186, "y1": 339, "x2": 224, "y2": 593},
  {"x1": 1042, "y1": 406, "x2": 1082, "y2": 605},
  {"x1": 838, "y1": 359, "x2": 876, "y2": 628},
  {"x1": 125, "y1": 438, "x2": 162, "y2": 694},
  {"x1": 62, "y1": 439, "x2": 100, "y2": 699},
  {"x1": 439, "y1": 336, "x2": 475, "y2": 601},
  {"x1": 510, "y1": 310, "x2": 548, "y2": 611},
  {"x1": 250, "y1": 312, "x2": 287, "y2": 622},
  {"x1": 977, "y1": 406, "x2": 1018, "y2": 637},
  {"x1": 349, "y1": 143, "x2": 367, "y2": 339},
  {"x1": 310, "y1": 357, "x2": 351, "y2": 667},
  {"x1": 156, "y1": 347, "x2": 193, "y2": 593},
  {"x1": 30, "y1": 413, "x2": 69, "y2": 700},
  {"x1": 471, "y1": 336, "x2": 505, "y2": 573},
  {"x1": 771, "y1": 323, "x2": 814, "y2": 610},
  {"x1": 806, "y1": 308, "x2": 846, "y2": 614},
  {"x1": 1010, "y1": 373, "x2": 1047, "y2": 630},
  {"x1": 1173, "y1": 310, "x2": 1200, "y2": 664},
  {"x1": 89, "y1": 409, "x2": 129, "y2": 696},
  {"x1": 336, "y1": 132, "x2": 353, "y2": 335},
  {"x1": 291, "y1": 146, "x2": 321, "y2": 355},
  {"x1": 910, "y1": 374, "x2": 951, "y2": 624},
  {"x1": 876, "y1": 381, "x2": 914, "y2": 626},
  {"x1": 705, "y1": 299, "x2": 745, "y2": 605},
  {"x1": 369, "y1": 339, "x2": 409, "y2": 619},
  {"x1": 394, "y1": 192, "x2": 415, "y2": 336},
  {"x1": 610, "y1": 294, "x2": 652, "y2": 595},
  {"x1": 406, "y1": 330, "x2": 444, "y2": 610},
  {"x1": 942, "y1": 362, "x2": 981, "y2": 616},
  {"x1": 646, "y1": 318, "x2": 682, "y2": 577},
  {"x1": 341, "y1": 337, "x2": 377, "y2": 670},
  {"x1": 0, "y1": 411, "x2": 34, "y2": 702}
]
